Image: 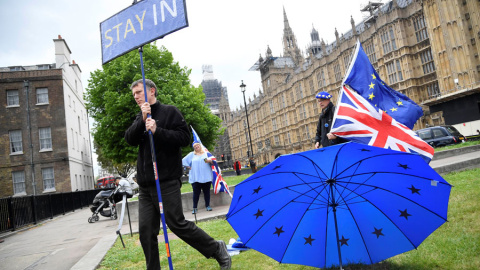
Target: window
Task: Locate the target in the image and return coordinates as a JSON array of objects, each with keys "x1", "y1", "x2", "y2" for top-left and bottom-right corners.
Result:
[
  {"x1": 13, "y1": 171, "x2": 26, "y2": 195},
  {"x1": 381, "y1": 26, "x2": 397, "y2": 54},
  {"x1": 269, "y1": 100, "x2": 274, "y2": 113},
  {"x1": 317, "y1": 70, "x2": 326, "y2": 89},
  {"x1": 274, "y1": 135, "x2": 280, "y2": 146},
  {"x1": 39, "y1": 127, "x2": 52, "y2": 151},
  {"x1": 9, "y1": 130, "x2": 23, "y2": 154},
  {"x1": 287, "y1": 132, "x2": 291, "y2": 144},
  {"x1": 7, "y1": 90, "x2": 19, "y2": 106},
  {"x1": 365, "y1": 42, "x2": 377, "y2": 63},
  {"x1": 303, "y1": 104, "x2": 307, "y2": 119},
  {"x1": 42, "y1": 167, "x2": 55, "y2": 190},
  {"x1": 386, "y1": 60, "x2": 403, "y2": 84},
  {"x1": 396, "y1": 60, "x2": 403, "y2": 81},
  {"x1": 344, "y1": 53, "x2": 352, "y2": 70},
  {"x1": 334, "y1": 63, "x2": 342, "y2": 82},
  {"x1": 427, "y1": 81, "x2": 440, "y2": 97},
  {"x1": 78, "y1": 116, "x2": 81, "y2": 135},
  {"x1": 272, "y1": 118, "x2": 277, "y2": 131},
  {"x1": 284, "y1": 113, "x2": 289, "y2": 126},
  {"x1": 36, "y1": 88, "x2": 49, "y2": 104},
  {"x1": 421, "y1": 50, "x2": 435, "y2": 74},
  {"x1": 413, "y1": 16, "x2": 428, "y2": 42}
]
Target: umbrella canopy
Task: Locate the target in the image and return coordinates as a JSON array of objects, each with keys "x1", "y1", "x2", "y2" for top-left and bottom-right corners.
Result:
[{"x1": 226, "y1": 142, "x2": 451, "y2": 269}]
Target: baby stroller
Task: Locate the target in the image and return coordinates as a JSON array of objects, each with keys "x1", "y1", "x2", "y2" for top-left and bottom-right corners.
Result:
[{"x1": 88, "y1": 187, "x2": 119, "y2": 223}]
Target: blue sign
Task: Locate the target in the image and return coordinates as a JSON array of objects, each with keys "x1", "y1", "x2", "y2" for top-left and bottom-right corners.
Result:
[{"x1": 100, "y1": 0, "x2": 188, "y2": 64}]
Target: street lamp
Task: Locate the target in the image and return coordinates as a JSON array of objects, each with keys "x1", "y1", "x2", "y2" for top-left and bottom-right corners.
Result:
[
  {"x1": 240, "y1": 80, "x2": 254, "y2": 159},
  {"x1": 243, "y1": 121, "x2": 250, "y2": 157}
]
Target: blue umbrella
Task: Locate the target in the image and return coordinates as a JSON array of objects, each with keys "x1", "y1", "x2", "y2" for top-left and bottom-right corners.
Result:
[{"x1": 226, "y1": 142, "x2": 451, "y2": 269}]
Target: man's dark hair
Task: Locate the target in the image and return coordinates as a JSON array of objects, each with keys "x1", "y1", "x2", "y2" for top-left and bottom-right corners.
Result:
[{"x1": 130, "y1": 78, "x2": 158, "y2": 96}]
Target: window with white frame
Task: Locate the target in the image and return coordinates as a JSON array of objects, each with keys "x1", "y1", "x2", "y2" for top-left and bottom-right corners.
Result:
[
  {"x1": 7, "y1": 90, "x2": 19, "y2": 106},
  {"x1": 9, "y1": 130, "x2": 23, "y2": 154},
  {"x1": 13, "y1": 171, "x2": 26, "y2": 194},
  {"x1": 269, "y1": 100, "x2": 274, "y2": 113},
  {"x1": 39, "y1": 127, "x2": 52, "y2": 151},
  {"x1": 42, "y1": 167, "x2": 55, "y2": 190},
  {"x1": 36, "y1": 88, "x2": 49, "y2": 104},
  {"x1": 284, "y1": 113, "x2": 289, "y2": 126}
]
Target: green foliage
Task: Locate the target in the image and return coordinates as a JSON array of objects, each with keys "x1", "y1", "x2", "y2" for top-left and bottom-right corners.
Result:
[{"x1": 85, "y1": 44, "x2": 223, "y2": 166}]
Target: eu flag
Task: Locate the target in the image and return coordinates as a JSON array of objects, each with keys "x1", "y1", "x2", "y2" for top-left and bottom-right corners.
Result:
[{"x1": 343, "y1": 41, "x2": 423, "y2": 129}]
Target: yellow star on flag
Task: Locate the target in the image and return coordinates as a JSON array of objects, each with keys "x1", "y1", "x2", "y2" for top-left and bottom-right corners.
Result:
[
  {"x1": 368, "y1": 93, "x2": 375, "y2": 100},
  {"x1": 390, "y1": 107, "x2": 398, "y2": 112},
  {"x1": 369, "y1": 82, "x2": 375, "y2": 89},
  {"x1": 371, "y1": 74, "x2": 376, "y2": 80},
  {"x1": 397, "y1": 101, "x2": 403, "y2": 106}
]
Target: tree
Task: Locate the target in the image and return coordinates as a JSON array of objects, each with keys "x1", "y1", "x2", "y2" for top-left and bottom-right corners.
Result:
[{"x1": 85, "y1": 44, "x2": 223, "y2": 167}]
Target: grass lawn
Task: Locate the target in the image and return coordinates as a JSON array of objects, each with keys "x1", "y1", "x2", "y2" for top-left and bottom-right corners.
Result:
[
  {"x1": 434, "y1": 140, "x2": 480, "y2": 152},
  {"x1": 99, "y1": 168, "x2": 480, "y2": 270}
]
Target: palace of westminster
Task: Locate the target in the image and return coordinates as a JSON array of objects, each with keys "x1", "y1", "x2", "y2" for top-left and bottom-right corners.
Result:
[{"x1": 205, "y1": 0, "x2": 480, "y2": 166}]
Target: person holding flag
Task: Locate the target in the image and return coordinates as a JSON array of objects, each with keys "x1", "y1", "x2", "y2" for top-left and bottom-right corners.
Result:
[
  {"x1": 182, "y1": 140, "x2": 214, "y2": 214},
  {"x1": 125, "y1": 79, "x2": 231, "y2": 270},
  {"x1": 314, "y1": 91, "x2": 346, "y2": 148}
]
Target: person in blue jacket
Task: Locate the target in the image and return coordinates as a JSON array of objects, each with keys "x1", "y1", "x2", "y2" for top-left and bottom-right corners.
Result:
[{"x1": 183, "y1": 142, "x2": 214, "y2": 214}]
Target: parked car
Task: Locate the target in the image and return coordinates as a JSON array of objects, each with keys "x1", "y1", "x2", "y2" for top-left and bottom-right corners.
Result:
[{"x1": 415, "y1": 125, "x2": 466, "y2": 147}]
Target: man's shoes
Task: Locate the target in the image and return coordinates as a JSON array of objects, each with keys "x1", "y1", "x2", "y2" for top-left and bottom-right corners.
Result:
[
  {"x1": 206, "y1": 206, "x2": 213, "y2": 211},
  {"x1": 192, "y1": 208, "x2": 198, "y2": 214},
  {"x1": 213, "y1": 240, "x2": 231, "y2": 269}
]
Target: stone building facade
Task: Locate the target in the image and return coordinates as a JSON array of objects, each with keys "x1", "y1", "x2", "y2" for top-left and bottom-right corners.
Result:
[
  {"x1": 0, "y1": 36, "x2": 94, "y2": 197},
  {"x1": 225, "y1": 0, "x2": 480, "y2": 165}
]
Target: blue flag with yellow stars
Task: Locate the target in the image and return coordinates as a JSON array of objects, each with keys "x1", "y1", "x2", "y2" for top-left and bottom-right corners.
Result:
[{"x1": 342, "y1": 41, "x2": 423, "y2": 129}]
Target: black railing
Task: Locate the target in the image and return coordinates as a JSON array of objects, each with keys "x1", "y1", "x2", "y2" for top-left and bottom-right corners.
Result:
[{"x1": 0, "y1": 189, "x2": 103, "y2": 234}]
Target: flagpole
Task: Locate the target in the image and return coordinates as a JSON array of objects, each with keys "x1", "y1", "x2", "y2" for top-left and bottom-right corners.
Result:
[{"x1": 138, "y1": 46, "x2": 174, "y2": 270}]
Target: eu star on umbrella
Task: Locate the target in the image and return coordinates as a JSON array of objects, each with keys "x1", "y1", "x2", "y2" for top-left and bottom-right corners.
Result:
[{"x1": 226, "y1": 142, "x2": 451, "y2": 269}]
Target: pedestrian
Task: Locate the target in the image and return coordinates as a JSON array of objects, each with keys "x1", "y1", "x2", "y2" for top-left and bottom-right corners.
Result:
[
  {"x1": 182, "y1": 141, "x2": 214, "y2": 214},
  {"x1": 234, "y1": 160, "x2": 242, "y2": 175},
  {"x1": 249, "y1": 158, "x2": 257, "y2": 173},
  {"x1": 124, "y1": 78, "x2": 231, "y2": 270},
  {"x1": 314, "y1": 91, "x2": 346, "y2": 148}
]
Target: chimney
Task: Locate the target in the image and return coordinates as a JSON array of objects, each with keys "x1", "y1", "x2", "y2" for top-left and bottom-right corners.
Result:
[{"x1": 54, "y1": 35, "x2": 72, "y2": 66}]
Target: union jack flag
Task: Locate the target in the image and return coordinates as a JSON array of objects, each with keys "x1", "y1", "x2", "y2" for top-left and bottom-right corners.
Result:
[
  {"x1": 207, "y1": 152, "x2": 232, "y2": 196},
  {"x1": 331, "y1": 86, "x2": 434, "y2": 162}
]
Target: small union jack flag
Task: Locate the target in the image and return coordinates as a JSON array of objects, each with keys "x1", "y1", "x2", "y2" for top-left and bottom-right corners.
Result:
[
  {"x1": 207, "y1": 152, "x2": 232, "y2": 196},
  {"x1": 331, "y1": 86, "x2": 434, "y2": 162}
]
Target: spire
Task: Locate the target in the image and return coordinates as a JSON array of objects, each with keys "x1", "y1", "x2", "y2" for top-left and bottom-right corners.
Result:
[
  {"x1": 335, "y1": 28, "x2": 340, "y2": 47},
  {"x1": 351, "y1": 16, "x2": 357, "y2": 36},
  {"x1": 282, "y1": 8, "x2": 303, "y2": 65},
  {"x1": 266, "y1": 45, "x2": 272, "y2": 58}
]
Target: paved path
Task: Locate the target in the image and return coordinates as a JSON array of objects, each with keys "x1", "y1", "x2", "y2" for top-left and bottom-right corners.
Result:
[
  {"x1": 1, "y1": 146, "x2": 479, "y2": 270},
  {"x1": 0, "y1": 202, "x2": 230, "y2": 270}
]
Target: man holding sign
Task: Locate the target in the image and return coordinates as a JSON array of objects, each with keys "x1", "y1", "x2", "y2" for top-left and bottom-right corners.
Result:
[{"x1": 125, "y1": 79, "x2": 231, "y2": 269}]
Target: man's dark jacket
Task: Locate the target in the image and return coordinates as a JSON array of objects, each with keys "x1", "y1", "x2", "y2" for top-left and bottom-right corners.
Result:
[
  {"x1": 125, "y1": 101, "x2": 190, "y2": 188},
  {"x1": 315, "y1": 101, "x2": 345, "y2": 147}
]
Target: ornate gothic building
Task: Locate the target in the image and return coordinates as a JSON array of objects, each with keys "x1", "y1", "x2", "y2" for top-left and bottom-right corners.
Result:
[{"x1": 223, "y1": 0, "x2": 480, "y2": 165}]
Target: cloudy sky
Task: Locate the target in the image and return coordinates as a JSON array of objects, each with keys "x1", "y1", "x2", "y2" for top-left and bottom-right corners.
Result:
[
  {"x1": 1, "y1": 0, "x2": 371, "y2": 173},
  {"x1": 1, "y1": 0, "x2": 369, "y2": 110}
]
